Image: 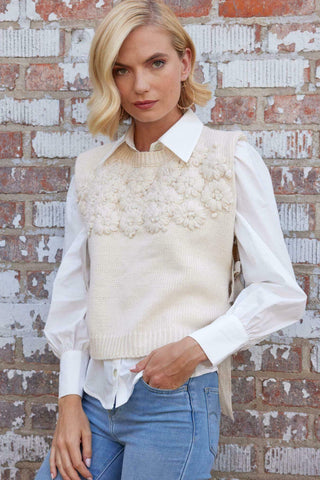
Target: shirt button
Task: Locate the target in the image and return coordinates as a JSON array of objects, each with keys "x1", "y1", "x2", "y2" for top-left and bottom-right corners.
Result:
[{"x1": 113, "y1": 368, "x2": 118, "y2": 378}]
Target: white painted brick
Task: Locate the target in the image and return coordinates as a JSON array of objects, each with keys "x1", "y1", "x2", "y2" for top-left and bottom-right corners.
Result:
[
  {"x1": 69, "y1": 29, "x2": 94, "y2": 59},
  {"x1": 0, "y1": 271, "x2": 19, "y2": 298},
  {"x1": 36, "y1": 235, "x2": 64, "y2": 262},
  {"x1": 185, "y1": 24, "x2": 258, "y2": 59},
  {"x1": 72, "y1": 99, "x2": 89, "y2": 124},
  {"x1": 26, "y1": 0, "x2": 44, "y2": 20},
  {"x1": 246, "y1": 130, "x2": 312, "y2": 159},
  {"x1": 32, "y1": 131, "x2": 107, "y2": 158},
  {"x1": 265, "y1": 447, "x2": 320, "y2": 475},
  {"x1": 267, "y1": 27, "x2": 320, "y2": 53},
  {"x1": 0, "y1": 97, "x2": 60, "y2": 126},
  {"x1": 285, "y1": 238, "x2": 320, "y2": 264},
  {"x1": 0, "y1": 28, "x2": 60, "y2": 57},
  {"x1": 33, "y1": 201, "x2": 65, "y2": 227},
  {"x1": 0, "y1": 432, "x2": 50, "y2": 468},
  {"x1": 213, "y1": 444, "x2": 254, "y2": 473},
  {"x1": 0, "y1": 0, "x2": 19, "y2": 21},
  {"x1": 60, "y1": 62, "x2": 89, "y2": 90},
  {"x1": 22, "y1": 336, "x2": 50, "y2": 358},
  {"x1": 0, "y1": 303, "x2": 49, "y2": 338},
  {"x1": 0, "y1": 336, "x2": 15, "y2": 349},
  {"x1": 273, "y1": 310, "x2": 320, "y2": 339},
  {"x1": 219, "y1": 59, "x2": 308, "y2": 88},
  {"x1": 277, "y1": 203, "x2": 310, "y2": 232}
]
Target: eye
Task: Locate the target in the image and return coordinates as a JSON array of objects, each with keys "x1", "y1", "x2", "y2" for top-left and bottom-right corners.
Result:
[
  {"x1": 152, "y1": 59, "x2": 165, "y2": 69},
  {"x1": 113, "y1": 68, "x2": 128, "y2": 76}
]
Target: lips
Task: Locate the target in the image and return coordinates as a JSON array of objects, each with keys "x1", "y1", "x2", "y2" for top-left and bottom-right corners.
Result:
[
  {"x1": 134, "y1": 100, "x2": 157, "y2": 106},
  {"x1": 133, "y1": 100, "x2": 158, "y2": 110}
]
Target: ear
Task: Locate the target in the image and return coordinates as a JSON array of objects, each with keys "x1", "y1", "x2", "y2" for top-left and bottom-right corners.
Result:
[{"x1": 180, "y1": 47, "x2": 192, "y2": 82}]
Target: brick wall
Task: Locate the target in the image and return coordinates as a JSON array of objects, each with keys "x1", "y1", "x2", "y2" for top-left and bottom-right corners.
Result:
[{"x1": 0, "y1": 0, "x2": 319, "y2": 479}]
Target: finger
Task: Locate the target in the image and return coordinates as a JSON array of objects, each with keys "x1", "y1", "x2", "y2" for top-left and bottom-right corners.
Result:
[
  {"x1": 82, "y1": 429, "x2": 92, "y2": 468},
  {"x1": 59, "y1": 445, "x2": 85, "y2": 480},
  {"x1": 69, "y1": 446, "x2": 92, "y2": 480},
  {"x1": 49, "y1": 445, "x2": 57, "y2": 479},
  {"x1": 130, "y1": 357, "x2": 148, "y2": 372},
  {"x1": 56, "y1": 450, "x2": 73, "y2": 480},
  {"x1": 131, "y1": 350, "x2": 156, "y2": 372}
]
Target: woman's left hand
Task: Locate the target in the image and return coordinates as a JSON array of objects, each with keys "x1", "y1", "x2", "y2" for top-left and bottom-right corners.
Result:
[{"x1": 130, "y1": 336, "x2": 208, "y2": 389}]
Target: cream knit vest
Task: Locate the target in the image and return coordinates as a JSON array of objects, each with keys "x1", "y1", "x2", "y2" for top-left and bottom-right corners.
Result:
[{"x1": 75, "y1": 126, "x2": 246, "y2": 417}]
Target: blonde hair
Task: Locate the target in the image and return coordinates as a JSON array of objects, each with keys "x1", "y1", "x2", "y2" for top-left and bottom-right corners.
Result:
[{"x1": 87, "y1": 0, "x2": 211, "y2": 139}]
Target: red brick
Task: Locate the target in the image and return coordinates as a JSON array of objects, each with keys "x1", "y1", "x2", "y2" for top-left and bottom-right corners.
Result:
[
  {"x1": 221, "y1": 410, "x2": 261, "y2": 437},
  {"x1": 23, "y1": 340, "x2": 59, "y2": 365},
  {"x1": 30, "y1": 403, "x2": 57, "y2": 430},
  {"x1": 0, "y1": 340, "x2": 15, "y2": 363},
  {"x1": 296, "y1": 274, "x2": 310, "y2": 304},
  {"x1": 0, "y1": 235, "x2": 63, "y2": 263},
  {"x1": 0, "y1": 133, "x2": 22, "y2": 159},
  {"x1": 0, "y1": 369, "x2": 58, "y2": 395},
  {"x1": 0, "y1": 202, "x2": 25, "y2": 229},
  {"x1": 221, "y1": 410, "x2": 308, "y2": 440},
  {"x1": 211, "y1": 97, "x2": 257, "y2": 125},
  {"x1": 0, "y1": 167, "x2": 70, "y2": 194},
  {"x1": 26, "y1": 64, "x2": 64, "y2": 91},
  {"x1": 166, "y1": 0, "x2": 211, "y2": 17},
  {"x1": 262, "y1": 379, "x2": 320, "y2": 407},
  {"x1": 232, "y1": 376, "x2": 256, "y2": 404},
  {"x1": 315, "y1": 417, "x2": 320, "y2": 441},
  {"x1": 0, "y1": 401, "x2": 25, "y2": 429},
  {"x1": 265, "y1": 95, "x2": 320, "y2": 124},
  {"x1": 270, "y1": 167, "x2": 320, "y2": 195},
  {"x1": 219, "y1": 0, "x2": 315, "y2": 17},
  {"x1": 30, "y1": 0, "x2": 112, "y2": 20},
  {"x1": 0, "y1": 64, "x2": 19, "y2": 90},
  {"x1": 263, "y1": 412, "x2": 308, "y2": 441},
  {"x1": 261, "y1": 345, "x2": 302, "y2": 372}
]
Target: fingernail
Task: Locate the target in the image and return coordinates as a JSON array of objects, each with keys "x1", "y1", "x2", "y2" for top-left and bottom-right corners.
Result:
[
  {"x1": 51, "y1": 474, "x2": 55, "y2": 480},
  {"x1": 85, "y1": 458, "x2": 91, "y2": 468}
]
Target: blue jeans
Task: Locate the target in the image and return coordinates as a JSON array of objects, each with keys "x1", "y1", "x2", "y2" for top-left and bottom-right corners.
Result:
[{"x1": 36, "y1": 372, "x2": 220, "y2": 480}]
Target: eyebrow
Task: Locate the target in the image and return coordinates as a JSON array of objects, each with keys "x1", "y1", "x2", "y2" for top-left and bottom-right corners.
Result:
[{"x1": 114, "y1": 52, "x2": 169, "y2": 68}]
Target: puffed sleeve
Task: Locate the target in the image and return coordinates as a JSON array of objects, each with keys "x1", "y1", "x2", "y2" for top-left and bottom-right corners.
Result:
[
  {"x1": 189, "y1": 140, "x2": 307, "y2": 366},
  {"x1": 44, "y1": 175, "x2": 90, "y2": 397}
]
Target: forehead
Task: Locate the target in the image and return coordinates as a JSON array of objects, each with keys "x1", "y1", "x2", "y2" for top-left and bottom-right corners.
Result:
[{"x1": 117, "y1": 25, "x2": 175, "y2": 61}]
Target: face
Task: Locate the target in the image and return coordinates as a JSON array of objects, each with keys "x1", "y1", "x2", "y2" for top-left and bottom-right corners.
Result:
[{"x1": 113, "y1": 25, "x2": 191, "y2": 131}]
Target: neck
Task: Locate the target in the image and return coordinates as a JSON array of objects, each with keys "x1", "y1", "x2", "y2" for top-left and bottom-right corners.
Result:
[{"x1": 133, "y1": 109, "x2": 182, "y2": 152}]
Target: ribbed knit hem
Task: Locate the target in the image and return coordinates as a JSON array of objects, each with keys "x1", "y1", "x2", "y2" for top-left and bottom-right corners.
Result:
[{"x1": 89, "y1": 327, "x2": 195, "y2": 359}]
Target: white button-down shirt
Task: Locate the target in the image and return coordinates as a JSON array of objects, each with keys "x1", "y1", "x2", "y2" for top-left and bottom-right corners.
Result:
[{"x1": 44, "y1": 110, "x2": 306, "y2": 409}]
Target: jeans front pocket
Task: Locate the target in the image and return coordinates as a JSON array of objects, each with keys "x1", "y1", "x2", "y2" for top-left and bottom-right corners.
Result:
[
  {"x1": 204, "y1": 386, "x2": 221, "y2": 456},
  {"x1": 140, "y1": 377, "x2": 188, "y2": 394}
]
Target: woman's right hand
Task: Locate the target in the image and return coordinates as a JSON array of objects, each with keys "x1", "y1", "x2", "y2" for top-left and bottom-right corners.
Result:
[{"x1": 50, "y1": 394, "x2": 92, "y2": 480}]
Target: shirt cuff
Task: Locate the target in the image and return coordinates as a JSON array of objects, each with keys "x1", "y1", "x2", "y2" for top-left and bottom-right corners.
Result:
[
  {"x1": 189, "y1": 314, "x2": 249, "y2": 367},
  {"x1": 59, "y1": 350, "x2": 89, "y2": 399}
]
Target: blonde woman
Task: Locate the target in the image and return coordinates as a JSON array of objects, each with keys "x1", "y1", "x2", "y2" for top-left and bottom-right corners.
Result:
[{"x1": 35, "y1": 1, "x2": 306, "y2": 479}]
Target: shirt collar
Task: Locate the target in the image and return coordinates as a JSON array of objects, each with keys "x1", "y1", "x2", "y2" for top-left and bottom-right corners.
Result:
[{"x1": 97, "y1": 109, "x2": 203, "y2": 167}]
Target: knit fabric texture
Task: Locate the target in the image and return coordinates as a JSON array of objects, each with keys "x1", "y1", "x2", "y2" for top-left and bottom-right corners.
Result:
[{"x1": 75, "y1": 125, "x2": 245, "y2": 360}]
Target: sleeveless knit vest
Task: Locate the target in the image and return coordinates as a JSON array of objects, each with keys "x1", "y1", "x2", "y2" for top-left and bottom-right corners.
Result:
[{"x1": 75, "y1": 125, "x2": 246, "y2": 418}]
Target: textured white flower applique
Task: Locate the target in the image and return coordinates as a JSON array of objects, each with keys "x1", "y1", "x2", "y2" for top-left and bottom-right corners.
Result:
[
  {"x1": 173, "y1": 200, "x2": 207, "y2": 231},
  {"x1": 201, "y1": 179, "x2": 233, "y2": 217},
  {"x1": 77, "y1": 137, "x2": 235, "y2": 238}
]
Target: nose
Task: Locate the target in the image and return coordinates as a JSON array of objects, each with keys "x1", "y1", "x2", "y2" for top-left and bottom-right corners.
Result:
[{"x1": 134, "y1": 71, "x2": 150, "y2": 94}]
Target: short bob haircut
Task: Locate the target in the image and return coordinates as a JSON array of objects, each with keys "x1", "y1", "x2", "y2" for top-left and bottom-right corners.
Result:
[{"x1": 87, "y1": 0, "x2": 212, "y2": 139}]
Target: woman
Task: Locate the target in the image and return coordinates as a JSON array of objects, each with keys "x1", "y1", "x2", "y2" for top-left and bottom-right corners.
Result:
[{"x1": 36, "y1": 1, "x2": 306, "y2": 479}]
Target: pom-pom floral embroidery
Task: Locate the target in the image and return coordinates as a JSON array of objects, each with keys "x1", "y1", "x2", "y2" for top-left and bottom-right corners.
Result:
[{"x1": 76, "y1": 139, "x2": 234, "y2": 238}]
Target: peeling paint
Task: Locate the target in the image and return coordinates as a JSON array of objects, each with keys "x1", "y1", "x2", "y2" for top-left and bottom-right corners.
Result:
[{"x1": 283, "y1": 381, "x2": 291, "y2": 395}]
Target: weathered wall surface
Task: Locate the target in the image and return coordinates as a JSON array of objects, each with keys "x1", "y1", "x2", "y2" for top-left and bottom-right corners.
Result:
[{"x1": 0, "y1": 0, "x2": 320, "y2": 479}]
